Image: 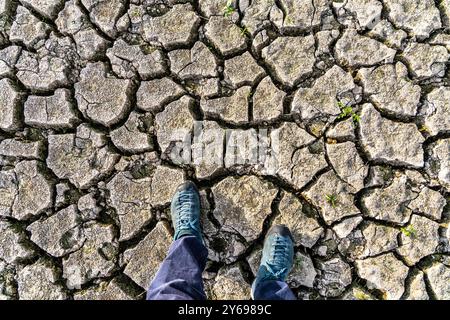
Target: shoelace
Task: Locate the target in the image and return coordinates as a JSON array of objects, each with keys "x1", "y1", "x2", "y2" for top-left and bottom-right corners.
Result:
[
  {"x1": 175, "y1": 192, "x2": 200, "y2": 235},
  {"x1": 265, "y1": 235, "x2": 291, "y2": 279}
]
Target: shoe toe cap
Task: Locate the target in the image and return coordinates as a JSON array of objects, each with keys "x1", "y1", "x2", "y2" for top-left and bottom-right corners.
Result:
[
  {"x1": 267, "y1": 224, "x2": 294, "y2": 241},
  {"x1": 176, "y1": 180, "x2": 198, "y2": 193}
]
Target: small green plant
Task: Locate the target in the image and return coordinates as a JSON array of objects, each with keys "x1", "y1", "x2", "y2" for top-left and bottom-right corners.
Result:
[
  {"x1": 352, "y1": 113, "x2": 361, "y2": 123},
  {"x1": 338, "y1": 105, "x2": 353, "y2": 119},
  {"x1": 325, "y1": 194, "x2": 338, "y2": 208},
  {"x1": 223, "y1": 0, "x2": 235, "y2": 17},
  {"x1": 353, "y1": 290, "x2": 371, "y2": 300},
  {"x1": 419, "y1": 125, "x2": 430, "y2": 133},
  {"x1": 337, "y1": 101, "x2": 360, "y2": 124},
  {"x1": 337, "y1": 100, "x2": 346, "y2": 110},
  {"x1": 240, "y1": 26, "x2": 250, "y2": 37},
  {"x1": 400, "y1": 225, "x2": 417, "y2": 238}
]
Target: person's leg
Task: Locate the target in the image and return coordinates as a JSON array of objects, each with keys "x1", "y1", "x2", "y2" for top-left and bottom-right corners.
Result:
[
  {"x1": 147, "y1": 181, "x2": 207, "y2": 300},
  {"x1": 146, "y1": 235, "x2": 208, "y2": 300},
  {"x1": 252, "y1": 280, "x2": 296, "y2": 300},
  {"x1": 251, "y1": 225, "x2": 296, "y2": 300}
]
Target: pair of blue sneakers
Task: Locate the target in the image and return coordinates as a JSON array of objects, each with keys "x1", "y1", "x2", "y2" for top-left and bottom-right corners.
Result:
[{"x1": 171, "y1": 181, "x2": 294, "y2": 296}]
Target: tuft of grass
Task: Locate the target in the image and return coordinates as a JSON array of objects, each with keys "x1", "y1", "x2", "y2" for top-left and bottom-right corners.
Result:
[
  {"x1": 352, "y1": 113, "x2": 361, "y2": 123},
  {"x1": 419, "y1": 125, "x2": 430, "y2": 133},
  {"x1": 353, "y1": 290, "x2": 371, "y2": 300},
  {"x1": 337, "y1": 101, "x2": 360, "y2": 124},
  {"x1": 223, "y1": 0, "x2": 236, "y2": 17},
  {"x1": 325, "y1": 194, "x2": 338, "y2": 208},
  {"x1": 338, "y1": 105, "x2": 353, "y2": 119},
  {"x1": 400, "y1": 225, "x2": 417, "y2": 238},
  {"x1": 240, "y1": 26, "x2": 250, "y2": 37}
]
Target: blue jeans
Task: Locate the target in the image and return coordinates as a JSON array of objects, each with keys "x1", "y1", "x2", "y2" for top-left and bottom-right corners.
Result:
[{"x1": 146, "y1": 236, "x2": 296, "y2": 300}]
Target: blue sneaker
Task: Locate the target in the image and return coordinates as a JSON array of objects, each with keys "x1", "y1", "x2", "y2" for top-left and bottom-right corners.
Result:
[
  {"x1": 171, "y1": 181, "x2": 202, "y2": 242},
  {"x1": 251, "y1": 225, "x2": 294, "y2": 298}
]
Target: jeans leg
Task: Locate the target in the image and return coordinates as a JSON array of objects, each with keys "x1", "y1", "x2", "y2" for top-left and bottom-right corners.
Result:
[
  {"x1": 146, "y1": 236, "x2": 208, "y2": 300},
  {"x1": 252, "y1": 280, "x2": 296, "y2": 300}
]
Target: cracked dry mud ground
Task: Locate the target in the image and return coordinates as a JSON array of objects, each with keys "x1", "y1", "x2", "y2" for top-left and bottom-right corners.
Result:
[{"x1": 0, "y1": 0, "x2": 449, "y2": 301}]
